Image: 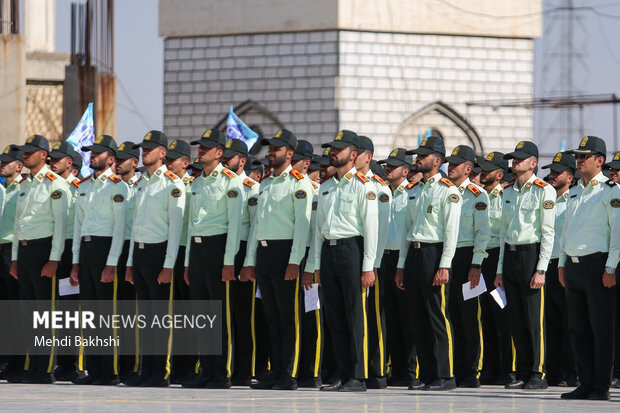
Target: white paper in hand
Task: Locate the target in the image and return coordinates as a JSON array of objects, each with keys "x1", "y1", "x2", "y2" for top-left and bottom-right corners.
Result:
[
  {"x1": 255, "y1": 286, "x2": 262, "y2": 299},
  {"x1": 462, "y1": 274, "x2": 487, "y2": 301},
  {"x1": 490, "y1": 287, "x2": 507, "y2": 309},
  {"x1": 304, "y1": 283, "x2": 320, "y2": 313},
  {"x1": 59, "y1": 277, "x2": 80, "y2": 296}
]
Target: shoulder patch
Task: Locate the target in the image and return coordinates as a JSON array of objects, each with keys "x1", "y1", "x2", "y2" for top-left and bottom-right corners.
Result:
[
  {"x1": 373, "y1": 174, "x2": 387, "y2": 186},
  {"x1": 50, "y1": 190, "x2": 62, "y2": 200},
  {"x1": 71, "y1": 179, "x2": 80, "y2": 188},
  {"x1": 290, "y1": 169, "x2": 304, "y2": 180},
  {"x1": 543, "y1": 200, "x2": 555, "y2": 209},
  {"x1": 406, "y1": 182, "x2": 418, "y2": 189},
  {"x1": 243, "y1": 178, "x2": 256, "y2": 188},
  {"x1": 222, "y1": 168, "x2": 236, "y2": 179},
  {"x1": 164, "y1": 170, "x2": 178, "y2": 181},
  {"x1": 475, "y1": 201, "x2": 487, "y2": 210},
  {"x1": 113, "y1": 194, "x2": 125, "y2": 203},
  {"x1": 610, "y1": 198, "x2": 620, "y2": 208},
  {"x1": 355, "y1": 171, "x2": 370, "y2": 183},
  {"x1": 449, "y1": 193, "x2": 460, "y2": 203},
  {"x1": 227, "y1": 189, "x2": 239, "y2": 198},
  {"x1": 295, "y1": 190, "x2": 307, "y2": 199},
  {"x1": 439, "y1": 177, "x2": 454, "y2": 187},
  {"x1": 171, "y1": 188, "x2": 182, "y2": 198},
  {"x1": 248, "y1": 196, "x2": 258, "y2": 206},
  {"x1": 379, "y1": 193, "x2": 390, "y2": 202},
  {"x1": 366, "y1": 191, "x2": 377, "y2": 200},
  {"x1": 45, "y1": 172, "x2": 57, "y2": 182},
  {"x1": 108, "y1": 174, "x2": 121, "y2": 183},
  {"x1": 533, "y1": 179, "x2": 547, "y2": 189},
  {"x1": 466, "y1": 184, "x2": 481, "y2": 197}
]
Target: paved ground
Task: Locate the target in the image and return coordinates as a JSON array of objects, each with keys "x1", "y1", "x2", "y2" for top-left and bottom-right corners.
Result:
[{"x1": 0, "y1": 384, "x2": 618, "y2": 412}]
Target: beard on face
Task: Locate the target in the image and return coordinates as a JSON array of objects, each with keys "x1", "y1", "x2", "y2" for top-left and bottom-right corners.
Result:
[{"x1": 270, "y1": 150, "x2": 288, "y2": 169}]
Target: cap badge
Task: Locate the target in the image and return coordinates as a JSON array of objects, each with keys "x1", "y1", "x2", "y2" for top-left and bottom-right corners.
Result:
[
  {"x1": 2, "y1": 146, "x2": 10, "y2": 154},
  {"x1": 452, "y1": 147, "x2": 460, "y2": 156},
  {"x1": 390, "y1": 149, "x2": 399, "y2": 157},
  {"x1": 118, "y1": 144, "x2": 125, "y2": 151},
  {"x1": 53, "y1": 142, "x2": 62, "y2": 150},
  {"x1": 579, "y1": 136, "x2": 588, "y2": 147},
  {"x1": 203, "y1": 129, "x2": 212, "y2": 138},
  {"x1": 144, "y1": 132, "x2": 152, "y2": 141},
  {"x1": 485, "y1": 153, "x2": 494, "y2": 161},
  {"x1": 421, "y1": 138, "x2": 428, "y2": 147},
  {"x1": 516, "y1": 141, "x2": 525, "y2": 149},
  {"x1": 553, "y1": 153, "x2": 562, "y2": 162},
  {"x1": 323, "y1": 147, "x2": 330, "y2": 156},
  {"x1": 335, "y1": 131, "x2": 343, "y2": 141},
  {"x1": 95, "y1": 136, "x2": 104, "y2": 144},
  {"x1": 169, "y1": 141, "x2": 177, "y2": 150},
  {"x1": 26, "y1": 135, "x2": 35, "y2": 144},
  {"x1": 225, "y1": 140, "x2": 233, "y2": 148},
  {"x1": 614, "y1": 152, "x2": 620, "y2": 161},
  {"x1": 274, "y1": 130, "x2": 283, "y2": 138}
]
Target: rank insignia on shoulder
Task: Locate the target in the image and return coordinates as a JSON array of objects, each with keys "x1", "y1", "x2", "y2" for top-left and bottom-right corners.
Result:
[
  {"x1": 164, "y1": 170, "x2": 178, "y2": 181},
  {"x1": 171, "y1": 188, "x2": 182, "y2": 198},
  {"x1": 356, "y1": 171, "x2": 370, "y2": 183},
  {"x1": 227, "y1": 189, "x2": 239, "y2": 198},
  {"x1": 366, "y1": 191, "x2": 377, "y2": 200},
  {"x1": 439, "y1": 177, "x2": 453, "y2": 187},
  {"x1": 379, "y1": 193, "x2": 390, "y2": 202},
  {"x1": 182, "y1": 176, "x2": 189, "y2": 183},
  {"x1": 222, "y1": 168, "x2": 236, "y2": 179},
  {"x1": 312, "y1": 201, "x2": 318, "y2": 210},
  {"x1": 533, "y1": 179, "x2": 547, "y2": 188},
  {"x1": 311, "y1": 181, "x2": 318, "y2": 190},
  {"x1": 109, "y1": 174, "x2": 121, "y2": 183},
  {"x1": 345, "y1": 172, "x2": 353, "y2": 180},
  {"x1": 71, "y1": 180, "x2": 80, "y2": 188},
  {"x1": 406, "y1": 182, "x2": 418, "y2": 189},
  {"x1": 475, "y1": 202, "x2": 487, "y2": 210},
  {"x1": 543, "y1": 200, "x2": 555, "y2": 209},
  {"x1": 295, "y1": 190, "x2": 307, "y2": 199},
  {"x1": 243, "y1": 178, "x2": 256, "y2": 188},
  {"x1": 248, "y1": 196, "x2": 258, "y2": 206},
  {"x1": 449, "y1": 194, "x2": 460, "y2": 203},
  {"x1": 45, "y1": 172, "x2": 57, "y2": 182},
  {"x1": 190, "y1": 176, "x2": 195, "y2": 183},
  {"x1": 113, "y1": 194, "x2": 125, "y2": 203},
  {"x1": 373, "y1": 175, "x2": 387, "y2": 186},
  {"x1": 290, "y1": 169, "x2": 304, "y2": 180},
  {"x1": 467, "y1": 184, "x2": 481, "y2": 197},
  {"x1": 51, "y1": 190, "x2": 62, "y2": 199},
  {"x1": 607, "y1": 180, "x2": 618, "y2": 188},
  {"x1": 491, "y1": 188, "x2": 499, "y2": 195},
  {"x1": 610, "y1": 198, "x2": 620, "y2": 208}
]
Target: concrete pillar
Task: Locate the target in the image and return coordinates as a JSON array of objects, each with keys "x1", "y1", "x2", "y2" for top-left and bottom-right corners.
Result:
[
  {"x1": 0, "y1": 35, "x2": 26, "y2": 148},
  {"x1": 24, "y1": 0, "x2": 56, "y2": 52}
]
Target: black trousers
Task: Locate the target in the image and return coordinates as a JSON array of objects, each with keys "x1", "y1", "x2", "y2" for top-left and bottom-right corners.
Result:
[
  {"x1": 17, "y1": 237, "x2": 55, "y2": 374},
  {"x1": 56, "y1": 239, "x2": 82, "y2": 372},
  {"x1": 188, "y1": 234, "x2": 233, "y2": 381},
  {"x1": 320, "y1": 237, "x2": 367, "y2": 381},
  {"x1": 502, "y1": 243, "x2": 545, "y2": 380},
  {"x1": 171, "y1": 245, "x2": 195, "y2": 378},
  {"x1": 232, "y1": 241, "x2": 253, "y2": 382},
  {"x1": 299, "y1": 250, "x2": 323, "y2": 381},
  {"x1": 0, "y1": 243, "x2": 24, "y2": 373},
  {"x1": 367, "y1": 255, "x2": 387, "y2": 379},
  {"x1": 133, "y1": 241, "x2": 174, "y2": 380},
  {"x1": 382, "y1": 250, "x2": 417, "y2": 381},
  {"x1": 545, "y1": 258, "x2": 576, "y2": 384},
  {"x1": 615, "y1": 262, "x2": 620, "y2": 380},
  {"x1": 78, "y1": 236, "x2": 117, "y2": 378},
  {"x1": 403, "y1": 242, "x2": 454, "y2": 381},
  {"x1": 480, "y1": 247, "x2": 514, "y2": 378},
  {"x1": 565, "y1": 252, "x2": 616, "y2": 393},
  {"x1": 116, "y1": 240, "x2": 139, "y2": 376},
  {"x1": 256, "y1": 239, "x2": 301, "y2": 379}
]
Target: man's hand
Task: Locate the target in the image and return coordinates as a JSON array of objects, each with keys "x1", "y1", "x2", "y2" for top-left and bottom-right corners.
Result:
[
  {"x1": 602, "y1": 270, "x2": 616, "y2": 288},
  {"x1": 395, "y1": 268, "x2": 405, "y2": 290},
  {"x1": 302, "y1": 272, "x2": 314, "y2": 291},
  {"x1": 284, "y1": 264, "x2": 299, "y2": 281},
  {"x1": 361, "y1": 270, "x2": 376, "y2": 289},
  {"x1": 494, "y1": 273, "x2": 504, "y2": 290},
  {"x1": 529, "y1": 271, "x2": 545, "y2": 289},
  {"x1": 184, "y1": 267, "x2": 190, "y2": 286},
  {"x1": 101, "y1": 265, "x2": 116, "y2": 283},
  {"x1": 240, "y1": 266, "x2": 256, "y2": 282},
  {"x1": 41, "y1": 261, "x2": 58, "y2": 278},
  {"x1": 432, "y1": 268, "x2": 450, "y2": 286},
  {"x1": 468, "y1": 266, "x2": 482, "y2": 289},
  {"x1": 10, "y1": 261, "x2": 18, "y2": 280},
  {"x1": 558, "y1": 267, "x2": 565, "y2": 287},
  {"x1": 157, "y1": 268, "x2": 173, "y2": 284},
  {"x1": 125, "y1": 267, "x2": 134, "y2": 285},
  {"x1": 70, "y1": 264, "x2": 79, "y2": 286},
  {"x1": 222, "y1": 265, "x2": 236, "y2": 282},
  {"x1": 315, "y1": 270, "x2": 320, "y2": 286}
]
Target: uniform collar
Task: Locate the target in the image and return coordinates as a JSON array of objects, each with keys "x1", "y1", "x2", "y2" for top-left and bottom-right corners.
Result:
[
  {"x1": 127, "y1": 174, "x2": 139, "y2": 185},
  {"x1": 557, "y1": 190, "x2": 569, "y2": 202},
  {"x1": 365, "y1": 170, "x2": 373, "y2": 178},
  {"x1": 181, "y1": 171, "x2": 191, "y2": 184},
  {"x1": 489, "y1": 183, "x2": 503, "y2": 197},
  {"x1": 94, "y1": 167, "x2": 114, "y2": 183},
  {"x1": 513, "y1": 173, "x2": 537, "y2": 192},
  {"x1": 31, "y1": 165, "x2": 50, "y2": 182},
  {"x1": 151, "y1": 164, "x2": 168, "y2": 179},
  {"x1": 334, "y1": 167, "x2": 358, "y2": 183},
  {"x1": 394, "y1": 178, "x2": 408, "y2": 194},
  {"x1": 65, "y1": 174, "x2": 79, "y2": 186},
  {"x1": 270, "y1": 164, "x2": 292, "y2": 179},
  {"x1": 202, "y1": 162, "x2": 223, "y2": 179},
  {"x1": 578, "y1": 171, "x2": 607, "y2": 189},
  {"x1": 421, "y1": 173, "x2": 442, "y2": 186},
  {"x1": 457, "y1": 178, "x2": 471, "y2": 194},
  {"x1": 238, "y1": 171, "x2": 247, "y2": 180}
]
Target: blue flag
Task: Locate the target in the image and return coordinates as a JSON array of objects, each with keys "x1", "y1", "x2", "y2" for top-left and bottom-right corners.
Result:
[
  {"x1": 66, "y1": 102, "x2": 95, "y2": 177},
  {"x1": 226, "y1": 107, "x2": 258, "y2": 149}
]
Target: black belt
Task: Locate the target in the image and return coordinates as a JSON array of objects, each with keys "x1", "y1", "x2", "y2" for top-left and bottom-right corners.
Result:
[
  {"x1": 567, "y1": 251, "x2": 608, "y2": 264},
  {"x1": 19, "y1": 236, "x2": 52, "y2": 246},
  {"x1": 505, "y1": 242, "x2": 538, "y2": 252},
  {"x1": 82, "y1": 235, "x2": 111, "y2": 242},
  {"x1": 258, "y1": 239, "x2": 292, "y2": 247},
  {"x1": 409, "y1": 241, "x2": 442, "y2": 249},
  {"x1": 324, "y1": 236, "x2": 362, "y2": 247},
  {"x1": 135, "y1": 241, "x2": 167, "y2": 249},
  {"x1": 383, "y1": 249, "x2": 399, "y2": 255},
  {"x1": 191, "y1": 234, "x2": 226, "y2": 244},
  {"x1": 0, "y1": 243, "x2": 11, "y2": 251}
]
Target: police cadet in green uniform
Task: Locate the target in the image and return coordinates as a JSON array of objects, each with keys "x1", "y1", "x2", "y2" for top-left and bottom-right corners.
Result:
[
  {"x1": 377, "y1": 148, "x2": 419, "y2": 388},
  {"x1": 48, "y1": 141, "x2": 83, "y2": 382},
  {"x1": 541, "y1": 152, "x2": 578, "y2": 387},
  {"x1": 559, "y1": 136, "x2": 620, "y2": 401},
  {"x1": 494, "y1": 141, "x2": 556, "y2": 390},
  {"x1": 114, "y1": 141, "x2": 141, "y2": 382},
  {"x1": 0, "y1": 145, "x2": 24, "y2": 382},
  {"x1": 10, "y1": 135, "x2": 70, "y2": 384},
  {"x1": 240, "y1": 129, "x2": 313, "y2": 390},
  {"x1": 70, "y1": 135, "x2": 127, "y2": 385},
  {"x1": 445, "y1": 145, "x2": 491, "y2": 388},
  {"x1": 476, "y1": 152, "x2": 515, "y2": 385},
  {"x1": 182, "y1": 129, "x2": 243, "y2": 389},
  {"x1": 305, "y1": 130, "x2": 378, "y2": 392},
  {"x1": 395, "y1": 136, "x2": 461, "y2": 391},
  {"x1": 308, "y1": 155, "x2": 321, "y2": 183},
  {"x1": 125, "y1": 130, "x2": 186, "y2": 388},
  {"x1": 354, "y1": 136, "x2": 392, "y2": 389},
  {"x1": 606, "y1": 151, "x2": 620, "y2": 389}
]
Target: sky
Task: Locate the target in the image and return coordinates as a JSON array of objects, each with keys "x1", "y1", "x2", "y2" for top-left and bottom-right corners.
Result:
[{"x1": 53, "y1": 0, "x2": 620, "y2": 155}]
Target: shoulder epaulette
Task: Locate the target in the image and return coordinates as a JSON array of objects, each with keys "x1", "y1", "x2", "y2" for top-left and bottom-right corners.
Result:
[
  {"x1": 533, "y1": 179, "x2": 547, "y2": 188},
  {"x1": 243, "y1": 178, "x2": 256, "y2": 188},
  {"x1": 406, "y1": 182, "x2": 418, "y2": 189},
  {"x1": 108, "y1": 174, "x2": 121, "y2": 183},
  {"x1": 373, "y1": 174, "x2": 387, "y2": 186},
  {"x1": 190, "y1": 176, "x2": 195, "y2": 183},
  {"x1": 45, "y1": 172, "x2": 57, "y2": 182},
  {"x1": 439, "y1": 177, "x2": 453, "y2": 187},
  {"x1": 311, "y1": 181, "x2": 318, "y2": 190},
  {"x1": 466, "y1": 184, "x2": 481, "y2": 197},
  {"x1": 71, "y1": 179, "x2": 80, "y2": 188},
  {"x1": 355, "y1": 171, "x2": 370, "y2": 183},
  {"x1": 164, "y1": 170, "x2": 178, "y2": 181},
  {"x1": 222, "y1": 168, "x2": 236, "y2": 179},
  {"x1": 606, "y1": 180, "x2": 618, "y2": 187},
  {"x1": 79, "y1": 175, "x2": 91, "y2": 184},
  {"x1": 290, "y1": 169, "x2": 304, "y2": 180}
]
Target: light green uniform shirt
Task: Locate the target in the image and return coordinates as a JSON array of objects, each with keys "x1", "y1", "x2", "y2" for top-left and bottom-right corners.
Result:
[
  {"x1": 179, "y1": 172, "x2": 192, "y2": 248},
  {"x1": 239, "y1": 171, "x2": 260, "y2": 242},
  {"x1": 185, "y1": 162, "x2": 243, "y2": 266},
  {"x1": 244, "y1": 165, "x2": 314, "y2": 267},
  {"x1": 128, "y1": 165, "x2": 185, "y2": 269},
  {"x1": 309, "y1": 167, "x2": 379, "y2": 273},
  {"x1": 486, "y1": 184, "x2": 504, "y2": 250},
  {"x1": 551, "y1": 191, "x2": 569, "y2": 259},
  {"x1": 123, "y1": 175, "x2": 139, "y2": 240},
  {"x1": 497, "y1": 174, "x2": 556, "y2": 274},
  {"x1": 305, "y1": 180, "x2": 320, "y2": 248},
  {"x1": 559, "y1": 172, "x2": 620, "y2": 269},
  {"x1": 455, "y1": 178, "x2": 490, "y2": 265},
  {"x1": 397, "y1": 173, "x2": 462, "y2": 269},
  {"x1": 368, "y1": 172, "x2": 392, "y2": 268},
  {"x1": 12, "y1": 165, "x2": 70, "y2": 261},
  {"x1": 385, "y1": 180, "x2": 409, "y2": 251},
  {"x1": 65, "y1": 175, "x2": 80, "y2": 240},
  {"x1": 72, "y1": 168, "x2": 129, "y2": 266},
  {"x1": 0, "y1": 179, "x2": 20, "y2": 244}
]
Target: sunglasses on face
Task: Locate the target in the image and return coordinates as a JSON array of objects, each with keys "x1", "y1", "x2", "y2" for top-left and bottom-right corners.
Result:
[{"x1": 575, "y1": 154, "x2": 594, "y2": 160}]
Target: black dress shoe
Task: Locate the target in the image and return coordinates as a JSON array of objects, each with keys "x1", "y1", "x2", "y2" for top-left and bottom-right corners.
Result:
[
  {"x1": 320, "y1": 379, "x2": 343, "y2": 391},
  {"x1": 458, "y1": 375, "x2": 481, "y2": 388},
  {"x1": 561, "y1": 385, "x2": 591, "y2": 400},
  {"x1": 139, "y1": 375, "x2": 170, "y2": 387},
  {"x1": 408, "y1": 379, "x2": 426, "y2": 390},
  {"x1": 54, "y1": 367, "x2": 81, "y2": 382},
  {"x1": 24, "y1": 371, "x2": 55, "y2": 384},
  {"x1": 123, "y1": 373, "x2": 149, "y2": 387},
  {"x1": 366, "y1": 376, "x2": 387, "y2": 389},
  {"x1": 182, "y1": 375, "x2": 209, "y2": 388},
  {"x1": 251, "y1": 376, "x2": 278, "y2": 389},
  {"x1": 231, "y1": 377, "x2": 251, "y2": 387},
  {"x1": 389, "y1": 376, "x2": 413, "y2": 387},
  {"x1": 120, "y1": 371, "x2": 139, "y2": 384},
  {"x1": 565, "y1": 376, "x2": 579, "y2": 387},
  {"x1": 272, "y1": 376, "x2": 298, "y2": 390},
  {"x1": 72, "y1": 374, "x2": 97, "y2": 385},
  {"x1": 298, "y1": 377, "x2": 322, "y2": 388},
  {"x1": 94, "y1": 375, "x2": 120, "y2": 386},
  {"x1": 610, "y1": 377, "x2": 620, "y2": 388},
  {"x1": 339, "y1": 378, "x2": 366, "y2": 392},
  {"x1": 505, "y1": 379, "x2": 525, "y2": 389},
  {"x1": 206, "y1": 377, "x2": 232, "y2": 389},
  {"x1": 425, "y1": 378, "x2": 456, "y2": 391},
  {"x1": 5, "y1": 370, "x2": 24, "y2": 383},
  {"x1": 588, "y1": 391, "x2": 611, "y2": 400},
  {"x1": 524, "y1": 377, "x2": 548, "y2": 389},
  {"x1": 494, "y1": 373, "x2": 515, "y2": 386},
  {"x1": 170, "y1": 371, "x2": 197, "y2": 385}
]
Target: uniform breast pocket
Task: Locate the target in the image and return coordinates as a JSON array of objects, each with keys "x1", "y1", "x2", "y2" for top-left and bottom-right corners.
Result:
[
  {"x1": 206, "y1": 189, "x2": 225, "y2": 213},
  {"x1": 34, "y1": 189, "x2": 51, "y2": 204},
  {"x1": 338, "y1": 192, "x2": 357, "y2": 213},
  {"x1": 521, "y1": 197, "x2": 538, "y2": 223}
]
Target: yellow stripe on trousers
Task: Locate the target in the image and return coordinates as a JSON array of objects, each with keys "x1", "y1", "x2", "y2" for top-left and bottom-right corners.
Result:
[
  {"x1": 440, "y1": 285, "x2": 454, "y2": 378},
  {"x1": 476, "y1": 299, "x2": 484, "y2": 378},
  {"x1": 46, "y1": 275, "x2": 57, "y2": 373},
  {"x1": 164, "y1": 273, "x2": 174, "y2": 380},
  {"x1": 225, "y1": 281, "x2": 233, "y2": 378},
  {"x1": 313, "y1": 271, "x2": 321, "y2": 378},
  {"x1": 362, "y1": 288, "x2": 369, "y2": 379},
  {"x1": 538, "y1": 287, "x2": 545, "y2": 379},
  {"x1": 113, "y1": 270, "x2": 119, "y2": 376},
  {"x1": 134, "y1": 298, "x2": 140, "y2": 372},
  {"x1": 291, "y1": 276, "x2": 301, "y2": 377},
  {"x1": 511, "y1": 338, "x2": 516, "y2": 372},
  {"x1": 251, "y1": 282, "x2": 257, "y2": 377},
  {"x1": 374, "y1": 276, "x2": 385, "y2": 376}
]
